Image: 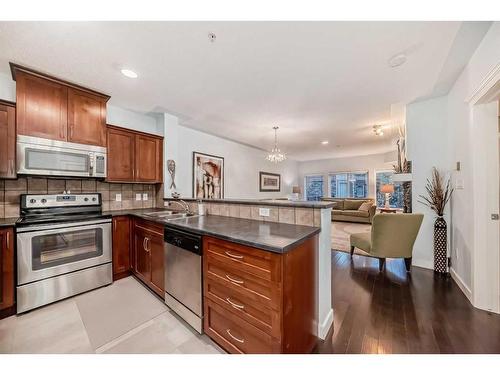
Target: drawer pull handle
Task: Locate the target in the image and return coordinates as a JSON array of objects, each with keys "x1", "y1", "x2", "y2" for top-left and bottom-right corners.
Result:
[
  {"x1": 226, "y1": 329, "x2": 245, "y2": 343},
  {"x1": 225, "y1": 274, "x2": 244, "y2": 285},
  {"x1": 225, "y1": 251, "x2": 243, "y2": 260},
  {"x1": 226, "y1": 297, "x2": 244, "y2": 310}
]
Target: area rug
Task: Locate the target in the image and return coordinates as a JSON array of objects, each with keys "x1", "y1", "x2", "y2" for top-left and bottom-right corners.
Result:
[{"x1": 331, "y1": 221, "x2": 371, "y2": 255}]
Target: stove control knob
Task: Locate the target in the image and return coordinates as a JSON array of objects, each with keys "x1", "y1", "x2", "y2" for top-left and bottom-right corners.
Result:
[
  {"x1": 92, "y1": 197, "x2": 97, "y2": 202},
  {"x1": 84, "y1": 197, "x2": 89, "y2": 202},
  {"x1": 29, "y1": 199, "x2": 36, "y2": 204},
  {"x1": 41, "y1": 199, "x2": 47, "y2": 204}
]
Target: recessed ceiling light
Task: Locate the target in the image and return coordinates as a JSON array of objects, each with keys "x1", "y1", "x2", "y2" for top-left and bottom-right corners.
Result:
[
  {"x1": 388, "y1": 53, "x2": 407, "y2": 68},
  {"x1": 121, "y1": 69, "x2": 138, "y2": 78},
  {"x1": 373, "y1": 125, "x2": 384, "y2": 136},
  {"x1": 321, "y1": 140, "x2": 329, "y2": 145}
]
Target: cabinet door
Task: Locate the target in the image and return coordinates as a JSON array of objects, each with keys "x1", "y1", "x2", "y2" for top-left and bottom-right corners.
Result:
[
  {"x1": 68, "y1": 88, "x2": 107, "y2": 146},
  {"x1": 135, "y1": 134, "x2": 162, "y2": 183},
  {"x1": 0, "y1": 102, "x2": 16, "y2": 179},
  {"x1": 107, "y1": 127, "x2": 135, "y2": 182},
  {"x1": 149, "y1": 233, "x2": 165, "y2": 296},
  {"x1": 112, "y1": 216, "x2": 131, "y2": 280},
  {"x1": 133, "y1": 226, "x2": 151, "y2": 285},
  {"x1": 0, "y1": 228, "x2": 15, "y2": 311},
  {"x1": 16, "y1": 71, "x2": 68, "y2": 141}
]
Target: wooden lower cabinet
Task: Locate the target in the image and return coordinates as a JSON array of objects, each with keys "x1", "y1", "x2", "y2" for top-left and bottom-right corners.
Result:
[
  {"x1": 203, "y1": 235, "x2": 318, "y2": 354},
  {"x1": 132, "y1": 219, "x2": 164, "y2": 297},
  {"x1": 112, "y1": 216, "x2": 131, "y2": 280},
  {"x1": 0, "y1": 228, "x2": 15, "y2": 318}
]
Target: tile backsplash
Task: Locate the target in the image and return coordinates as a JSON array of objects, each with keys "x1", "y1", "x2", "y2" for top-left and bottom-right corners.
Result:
[{"x1": 0, "y1": 177, "x2": 162, "y2": 218}]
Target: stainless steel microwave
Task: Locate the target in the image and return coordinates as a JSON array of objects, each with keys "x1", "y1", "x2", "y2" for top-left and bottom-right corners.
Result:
[{"x1": 17, "y1": 135, "x2": 107, "y2": 178}]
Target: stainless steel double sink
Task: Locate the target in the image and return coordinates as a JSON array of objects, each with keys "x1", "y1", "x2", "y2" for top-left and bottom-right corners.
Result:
[{"x1": 141, "y1": 210, "x2": 198, "y2": 222}]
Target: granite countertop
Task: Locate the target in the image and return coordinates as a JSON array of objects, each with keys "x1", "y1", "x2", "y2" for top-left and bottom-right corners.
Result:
[
  {"x1": 104, "y1": 208, "x2": 320, "y2": 253},
  {"x1": 0, "y1": 217, "x2": 18, "y2": 228},
  {"x1": 164, "y1": 197, "x2": 335, "y2": 209}
]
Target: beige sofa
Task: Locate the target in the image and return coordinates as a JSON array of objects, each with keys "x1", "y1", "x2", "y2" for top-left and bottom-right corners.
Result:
[{"x1": 321, "y1": 197, "x2": 376, "y2": 224}]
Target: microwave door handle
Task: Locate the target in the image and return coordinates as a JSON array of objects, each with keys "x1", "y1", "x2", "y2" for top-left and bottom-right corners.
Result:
[{"x1": 89, "y1": 153, "x2": 94, "y2": 176}]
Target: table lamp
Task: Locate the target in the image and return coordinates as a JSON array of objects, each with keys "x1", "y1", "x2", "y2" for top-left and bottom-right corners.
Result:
[
  {"x1": 291, "y1": 186, "x2": 301, "y2": 200},
  {"x1": 380, "y1": 184, "x2": 394, "y2": 208}
]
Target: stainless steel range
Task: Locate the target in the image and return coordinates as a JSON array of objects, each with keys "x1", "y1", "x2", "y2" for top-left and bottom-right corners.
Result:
[{"x1": 16, "y1": 193, "x2": 112, "y2": 313}]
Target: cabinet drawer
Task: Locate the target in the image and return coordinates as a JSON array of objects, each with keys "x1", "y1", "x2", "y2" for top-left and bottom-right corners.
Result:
[
  {"x1": 205, "y1": 261, "x2": 281, "y2": 310},
  {"x1": 205, "y1": 278, "x2": 281, "y2": 338},
  {"x1": 204, "y1": 299, "x2": 280, "y2": 354},
  {"x1": 204, "y1": 237, "x2": 281, "y2": 282}
]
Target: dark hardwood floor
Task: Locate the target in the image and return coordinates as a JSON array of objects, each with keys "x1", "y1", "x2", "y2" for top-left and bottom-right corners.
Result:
[{"x1": 315, "y1": 251, "x2": 500, "y2": 354}]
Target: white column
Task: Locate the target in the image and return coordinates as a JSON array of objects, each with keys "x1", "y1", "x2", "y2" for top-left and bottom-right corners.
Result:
[{"x1": 317, "y1": 207, "x2": 333, "y2": 339}]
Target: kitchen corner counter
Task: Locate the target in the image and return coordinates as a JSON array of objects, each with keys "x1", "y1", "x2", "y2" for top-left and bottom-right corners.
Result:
[
  {"x1": 104, "y1": 208, "x2": 320, "y2": 253},
  {"x1": 0, "y1": 218, "x2": 18, "y2": 228},
  {"x1": 162, "y1": 215, "x2": 320, "y2": 253}
]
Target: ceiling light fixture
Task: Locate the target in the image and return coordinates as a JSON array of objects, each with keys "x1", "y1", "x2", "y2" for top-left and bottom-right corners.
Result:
[
  {"x1": 388, "y1": 53, "x2": 407, "y2": 68},
  {"x1": 266, "y1": 126, "x2": 286, "y2": 163},
  {"x1": 373, "y1": 125, "x2": 384, "y2": 136},
  {"x1": 321, "y1": 140, "x2": 329, "y2": 145},
  {"x1": 121, "y1": 69, "x2": 138, "y2": 78}
]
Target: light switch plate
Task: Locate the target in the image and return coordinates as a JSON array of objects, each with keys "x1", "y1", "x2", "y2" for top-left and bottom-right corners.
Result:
[
  {"x1": 135, "y1": 193, "x2": 142, "y2": 201},
  {"x1": 115, "y1": 193, "x2": 122, "y2": 202},
  {"x1": 142, "y1": 193, "x2": 148, "y2": 201},
  {"x1": 259, "y1": 207, "x2": 270, "y2": 217}
]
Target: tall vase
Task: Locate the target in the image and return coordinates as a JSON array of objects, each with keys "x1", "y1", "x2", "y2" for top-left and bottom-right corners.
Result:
[{"x1": 434, "y1": 216, "x2": 448, "y2": 274}]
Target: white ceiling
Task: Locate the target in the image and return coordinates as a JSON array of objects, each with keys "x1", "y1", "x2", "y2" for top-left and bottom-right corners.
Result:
[{"x1": 0, "y1": 21, "x2": 486, "y2": 161}]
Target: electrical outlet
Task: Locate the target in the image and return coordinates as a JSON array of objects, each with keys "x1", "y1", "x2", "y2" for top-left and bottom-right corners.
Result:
[
  {"x1": 115, "y1": 193, "x2": 122, "y2": 202},
  {"x1": 259, "y1": 207, "x2": 270, "y2": 217},
  {"x1": 142, "y1": 193, "x2": 148, "y2": 201},
  {"x1": 135, "y1": 193, "x2": 142, "y2": 201}
]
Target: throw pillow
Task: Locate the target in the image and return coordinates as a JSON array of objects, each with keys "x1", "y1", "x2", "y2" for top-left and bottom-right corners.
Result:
[
  {"x1": 344, "y1": 200, "x2": 364, "y2": 210},
  {"x1": 358, "y1": 202, "x2": 373, "y2": 212}
]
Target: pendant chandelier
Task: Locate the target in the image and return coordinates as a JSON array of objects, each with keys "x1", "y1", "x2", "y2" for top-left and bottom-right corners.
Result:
[{"x1": 266, "y1": 126, "x2": 286, "y2": 163}]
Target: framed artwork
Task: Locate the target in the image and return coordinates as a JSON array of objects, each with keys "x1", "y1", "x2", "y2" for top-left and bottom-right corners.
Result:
[
  {"x1": 192, "y1": 152, "x2": 224, "y2": 199},
  {"x1": 259, "y1": 171, "x2": 281, "y2": 192}
]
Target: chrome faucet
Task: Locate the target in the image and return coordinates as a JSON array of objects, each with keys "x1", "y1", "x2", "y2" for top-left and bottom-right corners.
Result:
[{"x1": 169, "y1": 199, "x2": 193, "y2": 215}]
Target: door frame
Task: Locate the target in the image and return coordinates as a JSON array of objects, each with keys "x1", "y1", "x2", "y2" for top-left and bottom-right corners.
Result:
[{"x1": 468, "y1": 62, "x2": 500, "y2": 313}]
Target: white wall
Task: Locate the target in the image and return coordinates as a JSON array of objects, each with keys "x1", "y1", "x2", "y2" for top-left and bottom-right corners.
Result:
[
  {"x1": 107, "y1": 104, "x2": 163, "y2": 136},
  {"x1": 405, "y1": 23, "x2": 500, "y2": 308},
  {"x1": 406, "y1": 96, "x2": 451, "y2": 270},
  {"x1": 162, "y1": 114, "x2": 299, "y2": 199},
  {"x1": 298, "y1": 151, "x2": 397, "y2": 199},
  {"x1": 445, "y1": 22, "x2": 500, "y2": 304},
  {"x1": 0, "y1": 72, "x2": 16, "y2": 102}
]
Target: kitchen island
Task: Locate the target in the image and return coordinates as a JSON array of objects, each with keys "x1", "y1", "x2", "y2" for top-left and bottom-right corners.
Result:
[{"x1": 106, "y1": 208, "x2": 323, "y2": 353}]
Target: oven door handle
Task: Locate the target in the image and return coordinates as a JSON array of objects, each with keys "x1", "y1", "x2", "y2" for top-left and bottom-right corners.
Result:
[{"x1": 16, "y1": 218, "x2": 112, "y2": 233}]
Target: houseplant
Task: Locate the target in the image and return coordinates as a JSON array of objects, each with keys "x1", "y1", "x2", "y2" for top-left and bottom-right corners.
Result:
[{"x1": 418, "y1": 167, "x2": 453, "y2": 274}]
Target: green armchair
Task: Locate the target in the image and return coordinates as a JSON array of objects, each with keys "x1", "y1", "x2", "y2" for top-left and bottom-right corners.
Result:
[{"x1": 350, "y1": 213, "x2": 424, "y2": 272}]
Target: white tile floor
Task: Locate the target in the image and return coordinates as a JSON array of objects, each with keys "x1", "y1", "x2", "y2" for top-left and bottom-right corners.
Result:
[{"x1": 0, "y1": 277, "x2": 224, "y2": 354}]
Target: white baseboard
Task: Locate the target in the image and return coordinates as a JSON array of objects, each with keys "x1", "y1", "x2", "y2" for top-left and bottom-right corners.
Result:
[
  {"x1": 317, "y1": 308, "x2": 333, "y2": 340},
  {"x1": 450, "y1": 267, "x2": 472, "y2": 302}
]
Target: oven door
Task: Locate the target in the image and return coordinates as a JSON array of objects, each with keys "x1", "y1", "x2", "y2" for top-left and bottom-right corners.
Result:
[{"x1": 17, "y1": 219, "x2": 112, "y2": 285}]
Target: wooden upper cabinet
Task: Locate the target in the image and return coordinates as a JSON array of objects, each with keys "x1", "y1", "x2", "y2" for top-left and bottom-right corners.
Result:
[
  {"x1": 107, "y1": 126, "x2": 135, "y2": 182},
  {"x1": 68, "y1": 88, "x2": 107, "y2": 146},
  {"x1": 11, "y1": 63, "x2": 110, "y2": 146},
  {"x1": 106, "y1": 124, "x2": 163, "y2": 183},
  {"x1": 135, "y1": 134, "x2": 162, "y2": 182},
  {"x1": 16, "y1": 71, "x2": 68, "y2": 141},
  {"x1": 0, "y1": 101, "x2": 16, "y2": 179}
]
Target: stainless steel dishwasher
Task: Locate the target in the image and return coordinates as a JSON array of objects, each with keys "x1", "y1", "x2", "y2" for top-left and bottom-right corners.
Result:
[{"x1": 164, "y1": 227, "x2": 203, "y2": 333}]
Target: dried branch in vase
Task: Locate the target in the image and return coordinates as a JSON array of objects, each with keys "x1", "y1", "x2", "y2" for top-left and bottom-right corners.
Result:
[{"x1": 418, "y1": 167, "x2": 453, "y2": 217}]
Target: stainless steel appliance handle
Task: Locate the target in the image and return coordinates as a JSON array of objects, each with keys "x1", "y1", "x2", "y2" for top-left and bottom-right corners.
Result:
[
  {"x1": 16, "y1": 218, "x2": 111, "y2": 233},
  {"x1": 225, "y1": 274, "x2": 244, "y2": 284},
  {"x1": 226, "y1": 329, "x2": 245, "y2": 343},
  {"x1": 226, "y1": 297, "x2": 244, "y2": 310},
  {"x1": 225, "y1": 251, "x2": 243, "y2": 260}
]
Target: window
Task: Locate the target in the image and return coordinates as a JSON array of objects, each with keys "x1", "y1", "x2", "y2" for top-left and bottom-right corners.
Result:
[
  {"x1": 375, "y1": 171, "x2": 404, "y2": 208},
  {"x1": 304, "y1": 175, "x2": 324, "y2": 201},
  {"x1": 329, "y1": 172, "x2": 368, "y2": 198}
]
